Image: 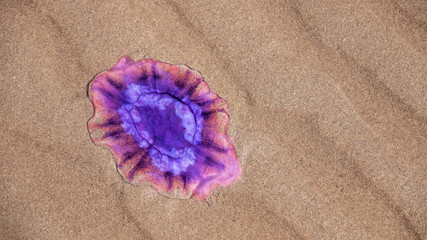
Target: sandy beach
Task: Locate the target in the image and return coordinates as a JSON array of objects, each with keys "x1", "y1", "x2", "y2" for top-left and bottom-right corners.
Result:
[{"x1": 1, "y1": 1, "x2": 426, "y2": 239}]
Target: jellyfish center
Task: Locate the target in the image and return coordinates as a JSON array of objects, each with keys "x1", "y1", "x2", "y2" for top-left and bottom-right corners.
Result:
[
  {"x1": 132, "y1": 93, "x2": 196, "y2": 157},
  {"x1": 118, "y1": 84, "x2": 200, "y2": 175}
]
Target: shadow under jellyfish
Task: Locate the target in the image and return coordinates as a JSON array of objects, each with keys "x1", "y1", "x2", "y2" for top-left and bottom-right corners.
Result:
[{"x1": 88, "y1": 56, "x2": 241, "y2": 199}]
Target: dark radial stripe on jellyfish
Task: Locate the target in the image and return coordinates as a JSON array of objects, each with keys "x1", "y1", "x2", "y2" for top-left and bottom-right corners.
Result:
[
  {"x1": 88, "y1": 56, "x2": 241, "y2": 200},
  {"x1": 106, "y1": 77, "x2": 124, "y2": 90}
]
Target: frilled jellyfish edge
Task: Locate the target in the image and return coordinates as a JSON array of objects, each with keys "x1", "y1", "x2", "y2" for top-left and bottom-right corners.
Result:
[{"x1": 87, "y1": 56, "x2": 241, "y2": 200}]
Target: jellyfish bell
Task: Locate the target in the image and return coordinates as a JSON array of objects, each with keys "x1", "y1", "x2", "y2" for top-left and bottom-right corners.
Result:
[{"x1": 88, "y1": 56, "x2": 241, "y2": 200}]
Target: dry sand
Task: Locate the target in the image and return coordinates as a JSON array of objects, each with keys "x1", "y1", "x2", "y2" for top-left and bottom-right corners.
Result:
[{"x1": 1, "y1": 1, "x2": 426, "y2": 239}]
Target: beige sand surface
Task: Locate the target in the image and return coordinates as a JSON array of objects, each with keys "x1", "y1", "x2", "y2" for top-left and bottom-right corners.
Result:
[{"x1": 1, "y1": 1, "x2": 426, "y2": 239}]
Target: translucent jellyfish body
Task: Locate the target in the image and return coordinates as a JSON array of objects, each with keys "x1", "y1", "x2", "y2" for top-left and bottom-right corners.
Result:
[{"x1": 88, "y1": 56, "x2": 241, "y2": 199}]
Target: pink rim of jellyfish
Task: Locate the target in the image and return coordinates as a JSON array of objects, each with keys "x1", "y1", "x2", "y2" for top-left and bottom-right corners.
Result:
[{"x1": 88, "y1": 56, "x2": 241, "y2": 200}]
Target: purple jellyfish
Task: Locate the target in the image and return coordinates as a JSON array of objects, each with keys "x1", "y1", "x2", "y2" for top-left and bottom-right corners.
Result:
[{"x1": 88, "y1": 56, "x2": 241, "y2": 199}]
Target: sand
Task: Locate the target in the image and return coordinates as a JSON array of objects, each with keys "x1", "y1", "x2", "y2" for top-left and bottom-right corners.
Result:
[{"x1": 1, "y1": 1, "x2": 426, "y2": 239}]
